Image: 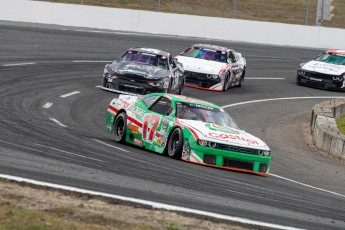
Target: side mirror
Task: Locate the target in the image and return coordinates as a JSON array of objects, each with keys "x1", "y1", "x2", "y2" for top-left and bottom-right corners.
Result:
[{"x1": 237, "y1": 52, "x2": 242, "y2": 58}]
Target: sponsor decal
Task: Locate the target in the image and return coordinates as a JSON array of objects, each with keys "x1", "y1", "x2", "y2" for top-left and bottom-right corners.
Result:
[
  {"x1": 118, "y1": 69, "x2": 147, "y2": 76},
  {"x1": 128, "y1": 106, "x2": 145, "y2": 119},
  {"x1": 133, "y1": 138, "x2": 142, "y2": 146},
  {"x1": 161, "y1": 117, "x2": 170, "y2": 130},
  {"x1": 128, "y1": 125, "x2": 139, "y2": 134},
  {"x1": 161, "y1": 141, "x2": 166, "y2": 147},
  {"x1": 156, "y1": 139, "x2": 162, "y2": 145},
  {"x1": 205, "y1": 123, "x2": 239, "y2": 134},
  {"x1": 194, "y1": 104, "x2": 214, "y2": 110},
  {"x1": 207, "y1": 133, "x2": 259, "y2": 145},
  {"x1": 116, "y1": 99, "x2": 131, "y2": 109}
]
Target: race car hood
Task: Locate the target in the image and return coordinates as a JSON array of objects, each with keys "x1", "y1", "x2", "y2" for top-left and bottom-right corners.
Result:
[
  {"x1": 176, "y1": 56, "x2": 227, "y2": 75},
  {"x1": 301, "y1": 60, "x2": 345, "y2": 76},
  {"x1": 107, "y1": 61, "x2": 170, "y2": 79},
  {"x1": 179, "y1": 119, "x2": 269, "y2": 150}
]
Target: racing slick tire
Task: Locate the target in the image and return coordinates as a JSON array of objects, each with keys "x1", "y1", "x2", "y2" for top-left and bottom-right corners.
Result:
[
  {"x1": 177, "y1": 81, "x2": 184, "y2": 95},
  {"x1": 296, "y1": 75, "x2": 304, "y2": 86},
  {"x1": 164, "y1": 79, "x2": 172, "y2": 93},
  {"x1": 238, "y1": 69, "x2": 245, "y2": 87},
  {"x1": 113, "y1": 112, "x2": 127, "y2": 143},
  {"x1": 167, "y1": 128, "x2": 184, "y2": 159},
  {"x1": 222, "y1": 73, "x2": 230, "y2": 91}
]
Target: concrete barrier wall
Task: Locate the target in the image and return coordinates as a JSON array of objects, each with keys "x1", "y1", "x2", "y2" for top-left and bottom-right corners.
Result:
[
  {"x1": 1, "y1": 0, "x2": 345, "y2": 49},
  {"x1": 311, "y1": 99, "x2": 345, "y2": 161}
]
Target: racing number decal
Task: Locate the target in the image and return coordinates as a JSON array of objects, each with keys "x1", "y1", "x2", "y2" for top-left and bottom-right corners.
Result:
[{"x1": 143, "y1": 114, "x2": 161, "y2": 142}]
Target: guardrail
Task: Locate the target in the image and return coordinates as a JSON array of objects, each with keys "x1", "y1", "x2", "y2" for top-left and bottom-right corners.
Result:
[
  {"x1": 311, "y1": 99, "x2": 345, "y2": 161},
  {"x1": 1, "y1": 0, "x2": 345, "y2": 49}
]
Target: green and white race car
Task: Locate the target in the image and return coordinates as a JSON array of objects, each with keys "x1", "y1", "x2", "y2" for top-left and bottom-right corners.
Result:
[{"x1": 106, "y1": 93, "x2": 271, "y2": 175}]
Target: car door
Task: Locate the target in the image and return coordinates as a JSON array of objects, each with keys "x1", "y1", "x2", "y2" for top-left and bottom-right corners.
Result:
[
  {"x1": 142, "y1": 96, "x2": 175, "y2": 153},
  {"x1": 168, "y1": 55, "x2": 183, "y2": 93},
  {"x1": 228, "y1": 50, "x2": 242, "y2": 83},
  {"x1": 125, "y1": 95, "x2": 159, "y2": 147}
]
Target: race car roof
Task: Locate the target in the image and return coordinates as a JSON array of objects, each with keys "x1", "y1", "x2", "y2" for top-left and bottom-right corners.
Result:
[
  {"x1": 325, "y1": 49, "x2": 345, "y2": 56},
  {"x1": 129, "y1": 47, "x2": 170, "y2": 57},
  {"x1": 191, "y1": 44, "x2": 229, "y2": 52}
]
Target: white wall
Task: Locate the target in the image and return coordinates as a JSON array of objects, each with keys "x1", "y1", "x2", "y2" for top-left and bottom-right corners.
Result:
[{"x1": 1, "y1": 0, "x2": 345, "y2": 49}]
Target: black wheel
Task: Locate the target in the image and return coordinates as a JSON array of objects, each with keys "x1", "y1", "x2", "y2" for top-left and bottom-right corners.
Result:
[
  {"x1": 222, "y1": 73, "x2": 230, "y2": 91},
  {"x1": 296, "y1": 76, "x2": 302, "y2": 86},
  {"x1": 164, "y1": 80, "x2": 172, "y2": 93},
  {"x1": 167, "y1": 128, "x2": 183, "y2": 159},
  {"x1": 238, "y1": 69, "x2": 245, "y2": 87},
  {"x1": 102, "y1": 77, "x2": 107, "y2": 87},
  {"x1": 113, "y1": 112, "x2": 127, "y2": 143},
  {"x1": 177, "y1": 81, "x2": 184, "y2": 95}
]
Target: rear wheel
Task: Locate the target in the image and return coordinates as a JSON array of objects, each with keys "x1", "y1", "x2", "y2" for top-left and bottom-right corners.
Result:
[
  {"x1": 167, "y1": 128, "x2": 183, "y2": 159},
  {"x1": 113, "y1": 112, "x2": 127, "y2": 143}
]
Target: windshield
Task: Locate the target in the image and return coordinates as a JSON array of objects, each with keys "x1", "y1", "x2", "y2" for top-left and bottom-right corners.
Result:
[
  {"x1": 118, "y1": 51, "x2": 168, "y2": 69},
  {"x1": 316, "y1": 53, "x2": 345, "y2": 65},
  {"x1": 180, "y1": 47, "x2": 227, "y2": 63},
  {"x1": 175, "y1": 102, "x2": 239, "y2": 129}
]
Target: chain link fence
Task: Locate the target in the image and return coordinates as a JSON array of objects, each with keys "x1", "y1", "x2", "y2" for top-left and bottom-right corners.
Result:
[{"x1": 41, "y1": 0, "x2": 344, "y2": 28}]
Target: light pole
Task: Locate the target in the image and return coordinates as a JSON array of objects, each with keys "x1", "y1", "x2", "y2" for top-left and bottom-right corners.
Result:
[
  {"x1": 157, "y1": 0, "x2": 161, "y2": 12},
  {"x1": 233, "y1": 0, "x2": 237, "y2": 19},
  {"x1": 80, "y1": 0, "x2": 83, "y2": 5},
  {"x1": 305, "y1": 0, "x2": 310, "y2": 25}
]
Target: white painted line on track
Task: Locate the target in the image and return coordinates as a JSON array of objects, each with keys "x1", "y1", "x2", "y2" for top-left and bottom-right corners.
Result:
[
  {"x1": 95, "y1": 85, "x2": 102, "y2": 88},
  {"x1": 0, "y1": 173, "x2": 304, "y2": 230},
  {"x1": 222, "y1": 96, "x2": 345, "y2": 198},
  {"x1": 59, "y1": 91, "x2": 80, "y2": 98},
  {"x1": 73, "y1": 60, "x2": 112, "y2": 63},
  {"x1": 92, "y1": 139, "x2": 130, "y2": 153},
  {"x1": 42, "y1": 102, "x2": 53, "y2": 109},
  {"x1": 246, "y1": 77, "x2": 285, "y2": 80},
  {"x1": 49, "y1": 117, "x2": 68, "y2": 128},
  {"x1": 3, "y1": 62, "x2": 36, "y2": 67},
  {"x1": 222, "y1": 96, "x2": 344, "y2": 109},
  {"x1": 33, "y1": 143, "x2": 105, "y2": 163},
  {"x1": 270, "y1": 174, "x2": 345, "y2": 198}
]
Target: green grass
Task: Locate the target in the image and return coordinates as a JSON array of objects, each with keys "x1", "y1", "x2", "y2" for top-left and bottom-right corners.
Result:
[
  {"x1": 336, "y1": 116, "x2": 345, "y2": 135},
  {"x1": 38, "y1": 0, "x2": 345, "y2": 28},
  {"x1": 0, "y1": 199, "x2": 166, "y2": 230}
]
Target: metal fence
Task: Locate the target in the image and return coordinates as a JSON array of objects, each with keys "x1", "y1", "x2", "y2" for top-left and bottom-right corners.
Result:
[{"x1": 69, "y1": 0, "x2": 341, "y2": 28}]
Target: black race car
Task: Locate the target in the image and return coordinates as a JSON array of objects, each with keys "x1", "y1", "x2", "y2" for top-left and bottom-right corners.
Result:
[{"x1": 102, "y1": 48, "x2": 184, "y2": 95}]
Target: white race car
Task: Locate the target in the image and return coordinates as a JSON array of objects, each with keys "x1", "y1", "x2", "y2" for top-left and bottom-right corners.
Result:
[
  {"x1": 297, "y1": 49, "x2": 345, "y2": 91},
  {"x1": 175, "y1": 44, "x2": 246, "y2": 91}
]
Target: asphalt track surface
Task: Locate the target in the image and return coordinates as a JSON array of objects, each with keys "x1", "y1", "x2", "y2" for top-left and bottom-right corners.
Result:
[{"x1": 1, "y1": 21, "x2": 345, "y2": 229}]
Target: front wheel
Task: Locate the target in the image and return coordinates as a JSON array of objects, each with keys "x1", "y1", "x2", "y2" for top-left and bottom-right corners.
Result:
[
  {"x1": 167, "y1": 128, "x2": 183, "y2": 159},
  {"x1": 164, "y1": 79, "x2": 172, "y2": 93},
  {"x1": 238, "y1": 69, "x2": 245, "y2": 87},
  {"x1": 113, "y1": 112, "x2": 127, "y2": 143},
  {"x1": 177, "y1": 81, "x2": 184, "y2": 95},
  {"x1": 222, "y1": 73, "x2": 230, "y2": 91}
]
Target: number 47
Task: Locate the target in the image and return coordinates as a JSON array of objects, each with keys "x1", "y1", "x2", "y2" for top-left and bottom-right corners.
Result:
[{"x1": 143, "y1": 114, "x2": 161, "y2": 142}]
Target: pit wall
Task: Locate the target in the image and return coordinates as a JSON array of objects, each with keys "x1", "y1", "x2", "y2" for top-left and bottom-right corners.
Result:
[
  {"x1": 311, "y1": 99, "x2": 345, "y2": 161},
  {"x1": 1, "y1": 0, "x2": 345, "y2": 49}
]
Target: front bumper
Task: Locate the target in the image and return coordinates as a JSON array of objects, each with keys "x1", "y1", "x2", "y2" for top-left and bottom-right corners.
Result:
[
  {"x1": 184, "y1": 70, "x2": 222, "y2": 91},
  {"x1": 182, "y1": 144, "x2": 271, "y2": 175},
  {"x1": 296, "y1": 71, "x2": 345, "y2": 91},
  {"x1": 102, "y1": 75, "x2": 167, "y2": 95}
]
